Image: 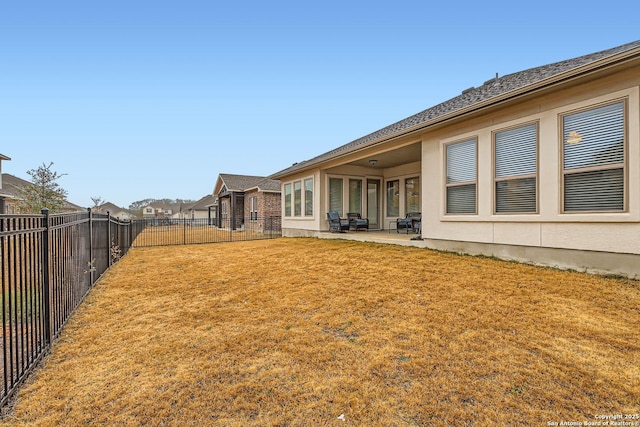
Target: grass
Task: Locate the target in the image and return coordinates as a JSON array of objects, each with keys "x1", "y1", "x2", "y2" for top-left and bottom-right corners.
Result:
[{"x1": 0, "y1": 238, "x2": 638, "y2": 426}]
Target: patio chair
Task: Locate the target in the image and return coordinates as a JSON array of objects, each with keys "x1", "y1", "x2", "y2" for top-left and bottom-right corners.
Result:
[
  {"x1": 396, "y1": 212, "x2": 421, "y2": 234},
  {"x1": 347, "y1": 212, "x2": 369, "y2": 231},
  {"x1": 327, "y1": 211, "x2": 349, "y2": 233}
]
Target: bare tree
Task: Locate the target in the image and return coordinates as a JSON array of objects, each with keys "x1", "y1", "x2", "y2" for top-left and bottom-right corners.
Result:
[{"x1": 91, "y1": 196, "x2": 104, "y2": 209}]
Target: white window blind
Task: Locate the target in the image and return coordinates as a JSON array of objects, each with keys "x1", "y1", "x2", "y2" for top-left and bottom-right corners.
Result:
[
  {"x1": 304, "y1": 178, "x2": 313, "y2": 216},
  {"x1": 284, "y1": 183, "x2": 291, "y2": 217},
  {"x1": 294, "y1": 181, "x2": 302, "y2": 216},
  {"x1": 329, "y1": 178, "x2": 343, "y2": 215},
  {"x1": 446, "y1": 139, "x2": 476, "y2": 214},
  {"x1": 563, "y1": 102, "x2": 625, "y2": 212},
  {"x1": 495, "y1": 123, "x2": 537, "y2": 213}
]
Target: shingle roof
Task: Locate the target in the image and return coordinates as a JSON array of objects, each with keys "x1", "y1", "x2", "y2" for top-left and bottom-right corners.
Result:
[
  {"x1": 271, "y1": 40, "x2": 640, "y2": 178},
  {"x1": 1, "y1": 173, "x2": 84, "y2": 211},
  {"x1": 96, "y1": 202, "x2": 126, "y2": 213},
  {"x1": 218, "y1": 174, "x2": 281, "y2": 193},
  {"x1": 0, "y1": 173, "x2": 31, "y2": 197},
  {"x1": 187, "y1": 194, "x2": 216, "y2": 210}
]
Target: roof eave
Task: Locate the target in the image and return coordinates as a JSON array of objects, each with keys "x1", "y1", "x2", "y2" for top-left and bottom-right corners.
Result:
[{"x1": 270, "y1": 46, "x2": 640, "y2": 179}]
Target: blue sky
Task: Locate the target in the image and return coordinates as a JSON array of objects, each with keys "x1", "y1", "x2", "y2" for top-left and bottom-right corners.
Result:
[{"x1": 1, "y1": 1, "x2": 638, "y2": 209}]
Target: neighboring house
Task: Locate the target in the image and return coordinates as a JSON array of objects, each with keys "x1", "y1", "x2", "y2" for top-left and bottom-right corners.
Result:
[
  {"x1": 1, "y1": 154, "x2": 16, "y2": 213},
  {"x1": 213, "y1": 174, "x2": 281, "y2": 231},
  {"x1": 94, "y1": 202, "x2": 133, "y2": 220},
  {"x1": 141, "y1": 203, "x2": 180, "y2": 220},
  {"x1": 271, "y1": 40, "x2": 640, "y2": 278},
  {"x1": 184, "y1": 194, "x2": 217, "y2": 221},
  {"x1": 0, "y1": 172, "x2": 84, "y2": 213}
]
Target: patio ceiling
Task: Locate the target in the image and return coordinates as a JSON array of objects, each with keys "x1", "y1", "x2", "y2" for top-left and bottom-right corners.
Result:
[{"x1": 348, "y1": 142, "x2": 421, "y2": 169}]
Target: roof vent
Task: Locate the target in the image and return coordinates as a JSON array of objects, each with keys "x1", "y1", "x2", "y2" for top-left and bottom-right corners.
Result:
[
  {"x1": 484, "y1": 72, "x2": 499, "y2": 86},
  {"x1": 461, "y1": 87, "x2": 475, "y2": 95}
]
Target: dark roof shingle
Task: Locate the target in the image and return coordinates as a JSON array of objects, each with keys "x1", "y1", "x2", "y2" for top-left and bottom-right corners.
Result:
[{"x1": 271, "y1": 40, "x2": 640, "y2": 178}]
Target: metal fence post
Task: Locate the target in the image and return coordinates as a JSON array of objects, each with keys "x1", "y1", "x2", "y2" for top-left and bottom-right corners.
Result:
[
  {"x1": 40, "y1": 208, "x2": 51, "y2": 346},
  {"x1": 107, "y1": 211, "x2": 112, "y2": 267},
  {"x1": 88, "y1": 208, "x2": 94, "y2": 285}
]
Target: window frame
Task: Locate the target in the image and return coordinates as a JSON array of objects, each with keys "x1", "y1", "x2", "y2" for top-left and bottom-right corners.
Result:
[
  {"x1": 283, "y1": 177, "x2": 314, "y2": 218},
  {"x1": 386, "y1": 180, "x2": 400, "y2": 217},
  {"x1": 492, "y1": 121, "x2": 539, "y2": 215},
  {"x1": 348, "y1": 179, "x2": 363, "y2": 214},
  {"x1": 404, "y1": 176, "x2": 420, "y2": 213},
  {"x1": 304, "y1": 178, "x2": 313, "y2": 217},
  {"x1": 293, "y1": 180, "x2": 302, "y2": 216},
  {"x1": 328, "y1": 177, "x2": 344, "y2": 216},
  {"x1": 444, "y1": 137, "x2": 478, "y2": 215},
  {"x1": 249, "y1": 195, "x2": 258, "y2": 221},
  {"x1": 560, "y1": 99, "x2": 627, "y2": 214},
  {"x1": 284, "y1": 183, "x2": 292, "y2": 217}
]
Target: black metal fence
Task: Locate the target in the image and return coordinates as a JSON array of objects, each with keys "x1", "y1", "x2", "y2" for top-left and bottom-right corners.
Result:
[
  {"x1": 131, "y1": 216, "x2": 281, "y2": 247},
  {"x1": 0, "y1": 209, "x2": 137, "y2": 407},
  {"x1": 0, "y1": 210, "x2": 281, "y2": 408}
]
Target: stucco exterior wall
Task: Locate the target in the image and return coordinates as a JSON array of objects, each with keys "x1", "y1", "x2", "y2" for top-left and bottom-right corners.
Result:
[
  {"x1": 279, "y1": 62, "x2": 640, "y2": 277},
  {"x1": 422, "y1": 72, "x2": 640, "y2": 258}
]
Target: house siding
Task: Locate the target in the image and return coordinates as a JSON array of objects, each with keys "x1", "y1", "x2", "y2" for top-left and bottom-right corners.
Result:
[{"x1": 277, "y1": 52, "x2": 640, "y2": 277}]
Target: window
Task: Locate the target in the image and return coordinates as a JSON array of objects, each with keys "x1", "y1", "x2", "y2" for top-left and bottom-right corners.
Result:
[
  {"x1": 250, "y1": 196, "x2": 258, "y2": 220},
  {"x1": 304, "y1": 178, "x2": 313, "y2": 216},
  {"x1": 494, "y1": 123, "x2": 537, "y2": 213},
  {"x1": 284, "y1": 183, "x2": 292, "y2": 217},
  {"x1": 405, "y1": 177, "x2": 420, "y2": 213},
  {"x1": 329, "y1": 178, "x2": 343, "y2": 215},
  {"x1": 348, "y1": 179, "x2": 362, "y2": 214},
  {"x1": 562, "y1": 101, "x2": 625, "y2": 212},
  {"x1": 294, "y1": 181, "x2": 302, "y2": 216},
  {"x1": 446, "y1": 138, "x2": 477, "y2": 214},
  {"x1": 386, "y1": 180, "x2": 399, "y2": 217}
]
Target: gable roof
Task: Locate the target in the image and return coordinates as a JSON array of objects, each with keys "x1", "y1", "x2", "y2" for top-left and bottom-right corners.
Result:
[
  {"x1": 0, "y1": 173, "x2": 31, "y2": 198},
  {"x1": 187, "y1": 194, "x2": 217, "y2": 210},
  {"x1": 0, "y1": 173, "x2": 85, "y2": 212},
  {"x1": 96, "y1": 202, "x2": 126, "y2": 213},
  {"x1": 271, "y1": 40, "x2": 640, "y2": 179},
  {"x1": 215, "y1": 174, "x2": 281, "y2": 195}
]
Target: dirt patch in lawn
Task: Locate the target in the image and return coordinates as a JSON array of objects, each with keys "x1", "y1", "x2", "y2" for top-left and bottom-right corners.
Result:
[{"x1": 1, "y1": 238, "x2": 638, "y2": 426}]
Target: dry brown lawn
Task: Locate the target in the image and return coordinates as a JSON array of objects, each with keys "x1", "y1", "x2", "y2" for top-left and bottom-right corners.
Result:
[{"x1": 1, "y1": 238, "x2": 638, "y2": 426}]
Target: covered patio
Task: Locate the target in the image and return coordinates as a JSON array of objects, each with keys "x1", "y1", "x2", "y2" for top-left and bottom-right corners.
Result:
[{"x1": 317, "y1": 229, "x2": 429, "y2": 248}]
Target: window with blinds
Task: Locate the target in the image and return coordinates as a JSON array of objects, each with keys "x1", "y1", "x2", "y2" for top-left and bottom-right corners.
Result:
[
  {"x1": 562, "y1": 101, "x2": 625, "y2": 212},
  {"x1": 304, "y1": 178, "x2": 313, "y2": 216},
  {"x1": 446, "y1": 139, "x2": 477, "y2": 214},
  {"x1": 494, "y1": 123, "x2": 538, "y2": 213},
  {"x1": 294, "y1": 181, "x2": 302, "y2": 216},
  {"x1": 329, "y1": 178, "x2": 343, "y2": 216},
  {"x1": 284, "y1": 183, "x2": 291, "y2": 217}
]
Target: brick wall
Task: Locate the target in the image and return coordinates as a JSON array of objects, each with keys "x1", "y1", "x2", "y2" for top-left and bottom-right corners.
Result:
[{"x1": 244, "y1": 190, "x2": 281, "y2": 232}]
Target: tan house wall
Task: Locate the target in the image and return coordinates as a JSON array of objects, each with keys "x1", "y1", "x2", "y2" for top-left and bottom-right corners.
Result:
[
  {"x1": 280, "y1": 64, "x2": 640, "y2": 277},
  {"x1": 421, "y1": 76, "x2": 640, "y2": 257}
]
